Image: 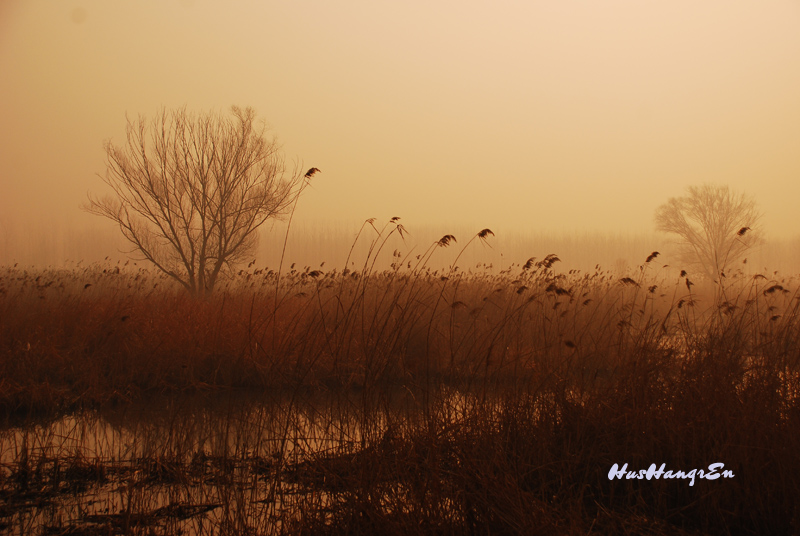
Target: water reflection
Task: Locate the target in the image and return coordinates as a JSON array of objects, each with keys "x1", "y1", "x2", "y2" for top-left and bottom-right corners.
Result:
[{"x1": 0, "y1": 387, "x2": 438, "y2": 535}]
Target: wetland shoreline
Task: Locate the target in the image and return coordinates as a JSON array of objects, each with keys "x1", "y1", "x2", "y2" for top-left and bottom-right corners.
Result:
[{"x1": 1, "y1": 260, "x2": 799, "y2": 534}]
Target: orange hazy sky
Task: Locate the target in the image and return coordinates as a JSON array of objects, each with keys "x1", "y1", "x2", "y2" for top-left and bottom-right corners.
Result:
[{"x1": 1, "y1": 0, "x2": 799, "y2": 243}]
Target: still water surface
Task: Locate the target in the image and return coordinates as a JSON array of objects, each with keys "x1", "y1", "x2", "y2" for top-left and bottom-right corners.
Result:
[{"x1": 0, "y1": 387, "x2": 474, "y2": 534}]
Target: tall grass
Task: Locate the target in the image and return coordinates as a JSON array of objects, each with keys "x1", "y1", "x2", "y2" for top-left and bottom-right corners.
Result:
[
  {"x1": 6, "y1": 218, "x2": 800, "y2": 276},
  {"x1": 1, "y1": 221, "x2": 799, "y2": 534}
]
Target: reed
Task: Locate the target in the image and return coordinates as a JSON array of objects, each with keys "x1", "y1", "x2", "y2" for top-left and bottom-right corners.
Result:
[{"x1": 0, "y1": 223, "x2": 798, "y2": 534}]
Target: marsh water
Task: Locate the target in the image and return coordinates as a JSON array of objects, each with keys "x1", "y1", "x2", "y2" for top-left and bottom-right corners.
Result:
[{"x1": 0, "y1": 387, "x2": 448, "y2": 535}]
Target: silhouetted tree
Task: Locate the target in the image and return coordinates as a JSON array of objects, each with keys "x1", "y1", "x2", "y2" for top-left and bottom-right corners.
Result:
[
  {"x1": 86, "y1": 106, "x2": 312, "y2": 295},
  {"x1": 655, "y1": 184, "x2": 761, "y2": 281}
]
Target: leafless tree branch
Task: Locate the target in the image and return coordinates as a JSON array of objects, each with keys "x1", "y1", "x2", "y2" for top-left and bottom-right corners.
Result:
[
  {"x1": 85, "y1": 106, "x2": 310, "y2": 296},
  {"x1": 655, "y1": 184, "x2": 761, "y2": 281}
]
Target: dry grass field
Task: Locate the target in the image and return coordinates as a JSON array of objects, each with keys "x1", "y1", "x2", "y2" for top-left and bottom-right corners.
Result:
[{"x1": 1, "y1": 224, "x2": 799, "y2": 534}]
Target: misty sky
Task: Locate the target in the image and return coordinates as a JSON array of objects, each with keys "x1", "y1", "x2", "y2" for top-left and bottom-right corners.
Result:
[{"x1": 1, "y1": 0, "x2": 799, "y2": 248}]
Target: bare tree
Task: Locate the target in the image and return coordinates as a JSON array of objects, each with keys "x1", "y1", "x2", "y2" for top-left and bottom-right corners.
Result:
[
  {"x1": 655, "y1": 184, "x2": 761, "y2": 281},
  {"x1": 86, "y1": 106, "x2": 312, "y2": 295}
]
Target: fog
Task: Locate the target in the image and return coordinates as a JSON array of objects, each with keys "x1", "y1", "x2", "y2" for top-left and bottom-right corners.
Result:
[{"x1": 2, "y1": 0, "x2": 799, "y2": 270}]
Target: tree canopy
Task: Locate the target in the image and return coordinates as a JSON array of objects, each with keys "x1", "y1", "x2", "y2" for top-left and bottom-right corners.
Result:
[
  {"x1": 86, "y1": 106, "x2": 311, "y2": 295},
  {"x1": 655, "y1": 184, "x2": 761, "y2": 281}
]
